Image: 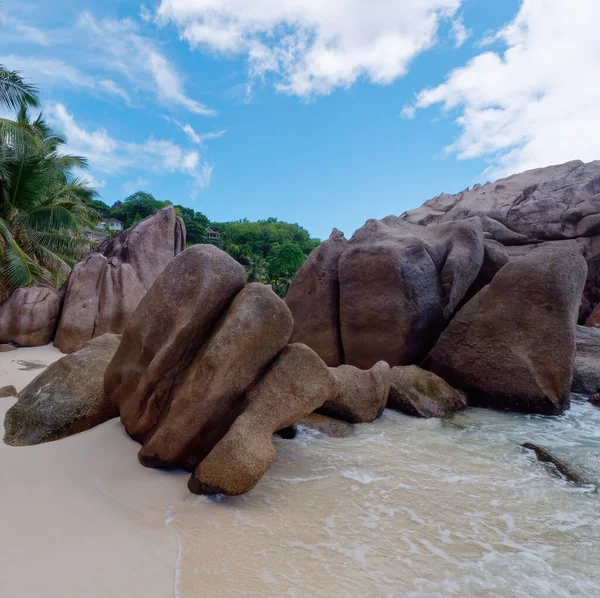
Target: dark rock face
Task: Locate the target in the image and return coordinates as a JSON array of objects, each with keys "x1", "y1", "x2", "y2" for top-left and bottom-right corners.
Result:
[
  {"x1": 339, "y1": 216, "x2": 485, "y2": 368},
  {"x1": 589, "y1": 393, "x2": 600, "y2": 408},
  {"x1": 585, "y1": 303, "x2": 600, "y2": 327},
  {"x1": 387, "y1": 365, "x2": 467, "y2": 418},
  {"x1": 0, "y1": 285, "x2": 62, "y2": 347},
  {"x1": 3, "y1": 334, "x2": 121, "y2": 446},
  {"x1": 54, "y1": 207, "x2": 185, "y2": 353},
  {"x1": 285, "y1": 229, "x2": 347, "y2": 366},
  {"x1": 572, "y1": 325, "x2": 600, "y2": 394},
  {"x1": 428, "y1": 247, "x2": 587, "y2": 415},
  {"x1": 319, "y1": 361, "x2": 390, "y2": 423},
  {"x1": 189, "y1": 343, "x2": 338, "y2": 495},
  {"x1": 402, "y1": 160, "x2": 600, "y2": 320}
]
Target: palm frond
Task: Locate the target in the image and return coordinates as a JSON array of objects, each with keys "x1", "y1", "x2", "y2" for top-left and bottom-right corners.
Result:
[{"x1": 0, "y1": 66, "x2": 39, "y2": 111}]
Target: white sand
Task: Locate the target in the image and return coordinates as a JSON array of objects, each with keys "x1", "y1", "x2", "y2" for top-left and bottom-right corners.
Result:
[{"x1": 0, "y1": 346, "x2": 188, "y2": 598}]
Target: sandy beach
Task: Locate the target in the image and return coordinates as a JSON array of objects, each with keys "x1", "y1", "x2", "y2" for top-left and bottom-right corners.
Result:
[{"x1": 0, "y1": 345, "x2": 188, "y2": 598}]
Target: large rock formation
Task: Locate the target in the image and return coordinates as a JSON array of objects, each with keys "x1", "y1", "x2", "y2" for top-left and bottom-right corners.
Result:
[
  {"x1": 54, "y1": 207, "x2": 185, "y2": 353},
  {"x1": 427, "y1": 247, "x2": 587, "y2": 415},
  {"x1": 402, "y1": 160, "x2": 600, "y2": 320},
  {"x1": 4, "y1": 334, "x2": 121, "y2": 446},
  {"x1": 318, "y1": 361, "x2": 390, "y2": 423},
  {"x1": 285, "y1": 229, "x2": 347, "y2": 366},
  {"x1": 572, "y1": 325, "x2": 600, "y2": 394},
  {"x1": 189, "y1": 344, "x2": 338, "y2": 495},
  {"x1": 0, "y1": 285, "x2": 62, "y2": 346},
  {"x1": 387, "y1": 365, "x2": 467, "y2": 418},
  {"x1": 339, "y1": 217, "x2": 484, "y2": 367},
  {"x1": 287, "y1": 217, "x2": 485, "y2": 369},
  {"x1": 106, "y1": 245, "x2": 293, "y2": 470}
]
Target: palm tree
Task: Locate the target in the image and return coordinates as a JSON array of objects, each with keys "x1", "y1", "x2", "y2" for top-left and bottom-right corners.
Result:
[
  {"x1": 0, "y1": 65, "x2": 39, "y2": 147},
  {"x1": 245, "y1": 254, "x2": 269, "y2": 283},
  {"x1": 0, "y1": 106, "x2": 98, "y2": 301}
]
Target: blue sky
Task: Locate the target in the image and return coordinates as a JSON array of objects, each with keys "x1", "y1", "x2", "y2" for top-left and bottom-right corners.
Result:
[{"x1": 2, "y1": 0, "x2": 598, "y2": 240}]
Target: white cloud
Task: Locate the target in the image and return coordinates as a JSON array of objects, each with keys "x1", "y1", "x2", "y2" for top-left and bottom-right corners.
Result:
[
  {"x1": 155, "y1": 0, "x2": 464, "y2": 97},
  {"x1": 76, "y1": 12, "x2": 215, "y2": 115},
  {"x1": 163, "y1": 115, "x2": 227, "y2": 145},
  {"x1": 0, "y1": 54, "x2": 132, "y2": 104},
  {"x1": 15, "y1": 23, "x2": 51, "y2": 46},
  {"x1": 450, "y1": 16, "x2": 471, "y2": 48},
  {"x1": 47, "y1": 103, "x2": 214, "y2": 193},
  {"x1": 405, "y1": 0, "x2": 600, "y2": 178}
]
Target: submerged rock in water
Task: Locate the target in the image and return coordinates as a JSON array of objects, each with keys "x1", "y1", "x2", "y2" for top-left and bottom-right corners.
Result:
[
  {"x1": 318, "y1": 361, "x2": 390, "y2": 423},
  {"x1": 54, "y1": 207, "x2": 185, "y2": 353},
  {"x1": 572, "y1": 325, "x2": 600, "y2": 394},
  {"x1": 522, "y1": 443, "x2": 595, "y2": 486},
  {"x1": 428, "y1": 247, "x2": 587, "y2": 415},
  {"x1": 387, "y1": 365, "x2": 467, "y2": 418},
  {"x1": 0, "y1": 285, "x2": 62, "y2": 347},
  {"x1": 4, "y1": 334, "x2": 121, "y2": 446},
  {"x1": 589, "y1": 393, "x2": 600, "y2": 408},
  {"x1": 189, "y1": 344, "x2": 338, "y2": 496},
  {"x1": 0, "y1": 385, "x2": 17, "y2": 398},
  {"x1": 295, "y1": 413, "x2": 355, "y2": 438}
]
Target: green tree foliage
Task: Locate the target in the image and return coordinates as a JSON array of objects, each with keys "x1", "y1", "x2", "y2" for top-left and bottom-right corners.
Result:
[
  {"x1": 0, "y1": 105, "x2": 98, "y2": 301},
  {"x1": 111, "y1": 191, "x2": 171, "y2": 228},
  {"x1": 267, "y1": 242, "x2": 306, "y2": 280},
  {"x1": 174, "y1": 205, "x2": 210, "y2": 244}
]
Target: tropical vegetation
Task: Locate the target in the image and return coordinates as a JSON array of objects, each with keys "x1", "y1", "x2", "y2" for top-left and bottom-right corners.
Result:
[{"x1": 0, "y1": 66, "x2": 98, "y2": 301}]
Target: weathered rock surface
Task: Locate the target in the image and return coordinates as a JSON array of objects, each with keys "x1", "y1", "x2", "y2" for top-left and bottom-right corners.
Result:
[
  {"x1": 285, "y1": 228, "x2": 347, "y2": 366},
  {"x1": 572, "y1": 325, "x2": 600, "y2": 394},
  {"x1": 138, "y1": 283, "x2": 293, "y2": 470},
  {"x1": 0, "y1": 385, "x2": 17, "y2": 398},
  {"x1": 106, "y1": 244, "x2": 246, "y2": 443},
  {"x1": 387, "y1": 365, "x2": 467, "y2": 418},
  {"x1": 54, "y1": 207, "x2": 185, "y2": 353},
  {"x1": 338, "y1": 216, "x2": 484, "y2": 368},
  {"x1": 189, "y1": 343, "x2": 338, "y2": 495},
  {"x1": 0, "y1": 285, "x2": 62, "y2": 346},
  {"x1": 319, "y1": 361, "x2": 390, "y2": 423},
  {"x1": 402, "y1": 160, "x2": 600, "y2": 320},
  {"x1": 428, "y1": 247, "x2": 587, "y2": 415},
  {"x1": 3, "y1": 334, "x2": 121, "y2": 446}
]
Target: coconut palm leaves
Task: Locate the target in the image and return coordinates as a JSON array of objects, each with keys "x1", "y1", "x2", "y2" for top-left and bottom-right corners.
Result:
[{"x1": 0, "y1": 105, "x2": 98, "y2": 301}]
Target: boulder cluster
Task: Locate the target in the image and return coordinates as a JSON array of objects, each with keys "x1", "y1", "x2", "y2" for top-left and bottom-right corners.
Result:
[
  {"x1": 4, "y1": 160, "x2": 600, "y2": 496},
  {"x1": 5, "y1": 243, "x2": 469, "y2": 496},
  {"x1": 0, "y1": 206, "x2": 185, "y2": 353}
]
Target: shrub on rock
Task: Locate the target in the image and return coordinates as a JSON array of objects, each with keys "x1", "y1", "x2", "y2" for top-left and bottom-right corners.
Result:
[
  {"x1": 387, "y1": 365, "x2": 466, "y2": 418},
  {"x1": 3, "y1": 334, "x2": 121, "y2": 446},
  {"x1": 318, "y1": 361, "x2": 390, "y2": 423},
  {"x1": 428, "y1": 247, "x2": 587, "y2": 415},
  {"x1": 189, "y1": 344, "x2": 338, "y2": 495}
]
